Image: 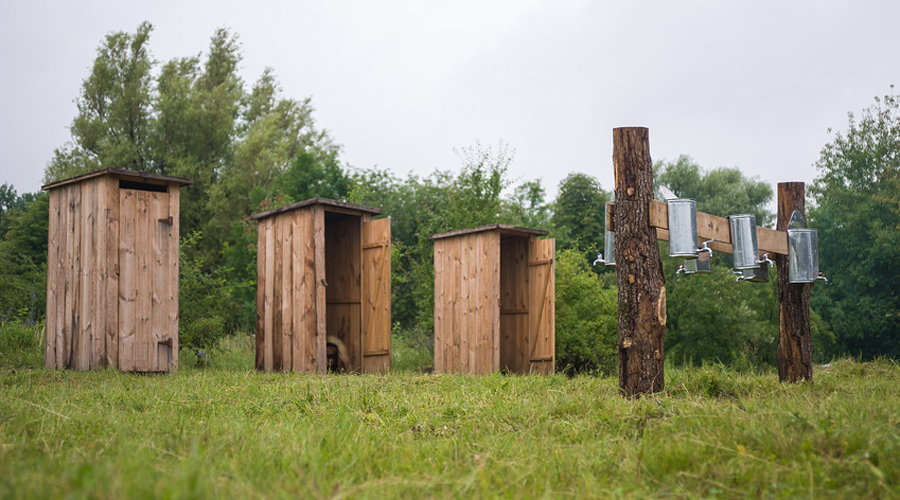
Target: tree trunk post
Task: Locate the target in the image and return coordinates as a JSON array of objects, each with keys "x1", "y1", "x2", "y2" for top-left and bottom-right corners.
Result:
[
  {"x1": 775, "y1": 182, "x2": 813, "y2": 382},
  {"x1": 613, "y1": 127, "x2": 667, "y2": 397}
]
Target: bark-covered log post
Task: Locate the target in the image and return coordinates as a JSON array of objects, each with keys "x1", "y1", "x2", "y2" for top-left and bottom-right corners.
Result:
[
  {"x1": 613, "y1": 127, "x2": 667, "y2": 397},
  {"x1": 775, "y1": 182, "x2": 813, "y2": 382}
]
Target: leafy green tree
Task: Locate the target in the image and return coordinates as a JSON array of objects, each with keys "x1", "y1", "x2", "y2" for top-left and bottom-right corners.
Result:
[
  {"x1": 551, "y1": 173, "x2": 610, "y2": 267},
  {"x1": 810, "y1": 88, "x2": 900, "y2": 359},
  {"x1": 0, "y1": 193, "x2": 49, "y2": 319},
  {"x1": 45, "y1": 22, "x2": 154, "y2": 181}
]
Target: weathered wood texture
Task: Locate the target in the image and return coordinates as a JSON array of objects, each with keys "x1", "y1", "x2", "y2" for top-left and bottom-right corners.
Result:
[
  {"x1": 607, "y1": 200, "x2": 789, "y2": 256},
  {"x1": 775, "y1": 182, "x2": 813, "y2": 382},
  {"x1": 433, "y1": 226, "x2": 554, "y2": 375},
  {"x1": 254, "y1": 199, "x2": 390, "y2": 374},
  {"x1": 613, "y1": 127, "x2": 666, "y2": 397},
  {"x1": 43, "y1": 169, "x2": 187, "y2": 372}
]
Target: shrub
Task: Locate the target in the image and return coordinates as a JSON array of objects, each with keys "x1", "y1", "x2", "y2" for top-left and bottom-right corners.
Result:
[
  {"x1": 554, "y1": 248, "x2": 618, "y2": 375},
  {"x1": 179, "y1": 232, "x2": 237, "y2": 366}
]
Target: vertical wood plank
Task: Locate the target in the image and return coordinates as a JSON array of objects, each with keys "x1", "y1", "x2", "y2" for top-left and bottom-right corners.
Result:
[
  {"x1": 45, "y1": 190, "x2": 60, "y2": 368},
  {"x1": 433, "y1": 239, "x2": 445, "y2": 374},
  {"x1": 136, "y1": 191, "x2": 153, "y2": 372},
  {"x1": 57, "y1": 186, "x2": 70, "y2": 369},
  {"x1": 78, "y1": 179, "x2": 94, "y2": 370},
  {"x1": 299, "y1": 209, "x2": 317, "y2": 373},
  {"x1": 255, "y1": 215, "x2": 267, "y2": 371},
  {"x1": 68, "y1": 183, "x2": 82, "y2": 370},
  {"x1": 151, "y1": 191, "x2": 168, "y2": 372},
  {"x1": 313, "y1": 205, "x2": 327, "y2": 373},
  {"x1": 291, "y1": 210, "x2": 302, "y2": 372},
  {"x1": 449, "y1": 235, "x2": 461, "y2": 373},
  {"x1": 459, "y1": 234, "x2": 473, "y2": 373},
  {"x1": 273, "y1": 213, "x2": 284, "y2": 371},
  {"x1": 93, "y1": 178, "x2": 107, "y2": 368},
  {"x1": 118, "y1": 189, "x2": 136, "y2": 371},
  {"x1": 280, "y1": 213, "x2": 293, "y2": 371},
  {"x1": 167, "y1": 184, "x2": 179, "y2": 372},
  {"x1": 263, "y1": 217, "x2": 275, "y2": 371},
  {"x1": 105, "y1": 177, "x2": 119, "y2": 369}
]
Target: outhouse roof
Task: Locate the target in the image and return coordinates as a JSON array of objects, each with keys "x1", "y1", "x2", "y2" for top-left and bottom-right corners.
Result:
[
  {"x1": 429, "y1": 224, "x2": 548, "y2": 240},
  {"x1": 42, "y1": 168, "x2": 193, "y2": 191},
  {"x1": 250, "y1": 197, "x2": 383, "y2": 221}
]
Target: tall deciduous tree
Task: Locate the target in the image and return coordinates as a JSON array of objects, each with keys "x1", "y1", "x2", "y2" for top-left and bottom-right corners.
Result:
[
  {"x1": 552, "y1": 173, "x2": 610, "y2": 261},
  {"x1": 46, "y1": 22, "x2": 154, "y2": 181},
  {"x1": 810, "y1": 88, "x2": 900, "y2": 359}
]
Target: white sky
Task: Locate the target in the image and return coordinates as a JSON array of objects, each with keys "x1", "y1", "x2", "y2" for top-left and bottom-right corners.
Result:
[{"x1": 2, "y1": 0, "x2": 899, "y2": 203}]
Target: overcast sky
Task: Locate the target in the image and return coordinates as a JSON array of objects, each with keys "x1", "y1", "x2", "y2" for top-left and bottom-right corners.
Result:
[{"x1": 2, "y1": 0, "x2": 899, "y2": 205}]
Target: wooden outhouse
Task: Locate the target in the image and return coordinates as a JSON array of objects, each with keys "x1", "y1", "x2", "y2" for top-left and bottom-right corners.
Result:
[
  {"x1": 431, "y1": 224, "x2": 555, "y2": 375},
  {"x1": 251, "y1": 198, "x2": 391, "y2": 374},
  {"x1": 42, "y1": 168, "x2": 192, "y2": 372}
]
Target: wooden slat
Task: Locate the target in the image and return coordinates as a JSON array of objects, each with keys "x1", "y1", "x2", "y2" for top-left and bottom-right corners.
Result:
[
  {"x1": 280, "y1": 213, "x2": 293, "y2": 371},
  {"x1": 313, "y1": 205, "x2": 327, "y2": 373},
  {"x1": 105, "y1": 177, "x2": 119, "y2": 368},
  {"x1": 474, "y1": 232, "x2": 488, "y2": 374},
  {"x1": 68, "y1": 183, "x2": 82, "y2": 369},
  {"x1": 263, "y1": 217, "x2": 275, "y2": 371},
  {"x1": 58, "y1": 186, "x2": 71, "y2": 369},
  {"x1": 45, "y1": 190, "x2": 60, "y2": 368},
  {"x1": 167, "y1": 184, "x2": 179, "y2": 372},
  {"x1": 135, "y1": 191, "x2": 153, "y2": 372},
  {"x1": 93, "y1": 178, "x2": 107, "y2": 368},
  {"x1": 151, "y1": 191, "x2": 168, "y2": 371},
  {"x1": 361, "y1": 217, "x2": 391, "y2": 373},
  {"x1": 255, "y1": 215, "x2": 267, "y2": 371},
  {"x1": 78, "y1": 179, "x2": 94, "y2": 370},
  {"x1": 433, "y1": 239, "x2": 445, "y2": 373},
  {"x1": 444, "y1": 234, "x2": 462, "y2": 373},
  {"x1": 273, "y1": 213, "x2": 284, "y2": 371},
  {"x1": 118, "y1": 189, "x2": 136, "y2": 371},
  {"x1": 461, "y1": 233, "x2": 475, "y2": 373},
  {"x1": 299, "y1": 209, "x2": 317, "y2": 373}
]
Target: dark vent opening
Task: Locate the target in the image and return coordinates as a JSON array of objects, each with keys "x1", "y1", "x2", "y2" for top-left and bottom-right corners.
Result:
[{"x1": 119, "y1": 180, "x2": 167, "y2": 193}]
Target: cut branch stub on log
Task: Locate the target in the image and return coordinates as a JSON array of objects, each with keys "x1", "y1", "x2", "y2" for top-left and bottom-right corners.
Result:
[{"x1": 613, "y1": 127, "x2": 666, "y2": 397}]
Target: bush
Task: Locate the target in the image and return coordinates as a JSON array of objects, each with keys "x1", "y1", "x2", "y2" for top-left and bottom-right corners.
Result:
[
  {"x1": 554, "y1": 248, "x2": 618, "y2": 375},
  {"x1": 0, "y1": 318, "x2": 44, "y2": 369},
  {"x1": 179, "y1": 232, "x2": 237, "y2": 366}
]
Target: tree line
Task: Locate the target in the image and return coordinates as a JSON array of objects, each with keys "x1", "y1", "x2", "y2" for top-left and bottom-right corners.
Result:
[{"x1": 1, "y1": 23, "x2": 896, "y2": 370}]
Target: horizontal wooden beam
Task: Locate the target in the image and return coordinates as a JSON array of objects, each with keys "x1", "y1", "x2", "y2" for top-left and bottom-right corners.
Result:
[{"x1": 607, "y1": 200, "x2": 788, "y2": 256}]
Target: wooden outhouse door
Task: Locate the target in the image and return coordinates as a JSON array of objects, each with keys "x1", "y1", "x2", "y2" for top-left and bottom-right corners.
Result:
[
  {"x1": 527, "y1": 238, "x2": 555, "y2": 373},
  {"x1": 361, "y1": 217, "x2": 391, "y2": 372},
  {"x1": 117, "y1": 187, "x2": 177, "y2": 372}
]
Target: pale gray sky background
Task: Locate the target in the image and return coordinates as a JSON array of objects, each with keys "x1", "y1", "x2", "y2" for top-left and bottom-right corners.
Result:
[{"x1": 2, "y1": 1, "x2": 899, "y2": 205}]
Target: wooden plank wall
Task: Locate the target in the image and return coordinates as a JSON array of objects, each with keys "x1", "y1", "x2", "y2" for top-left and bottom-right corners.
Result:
[
  {"x1": 527, "y1": 238, "x2": 555, "y2": 374},
  {"x1": 256, "y1": 209, "x2": 319, "y2": 373},
  {"x1": 433, "y1": 231, "x2": 500, "y2": 374},
  {"x1": 361, "y1": 217, "x2": 391, "y2": 373},
  {"x1": 46, "y1": 178, "x2": 112, "y2": 370}
]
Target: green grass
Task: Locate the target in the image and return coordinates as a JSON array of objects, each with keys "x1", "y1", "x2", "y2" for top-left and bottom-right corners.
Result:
[{"x1": 1, "y1": 329, "x2": 898, "y2": 499}]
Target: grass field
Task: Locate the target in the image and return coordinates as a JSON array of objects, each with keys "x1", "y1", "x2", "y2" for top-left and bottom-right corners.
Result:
[{"x1": 1, "y1": 333, "x2": 899, "y2": 499}]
